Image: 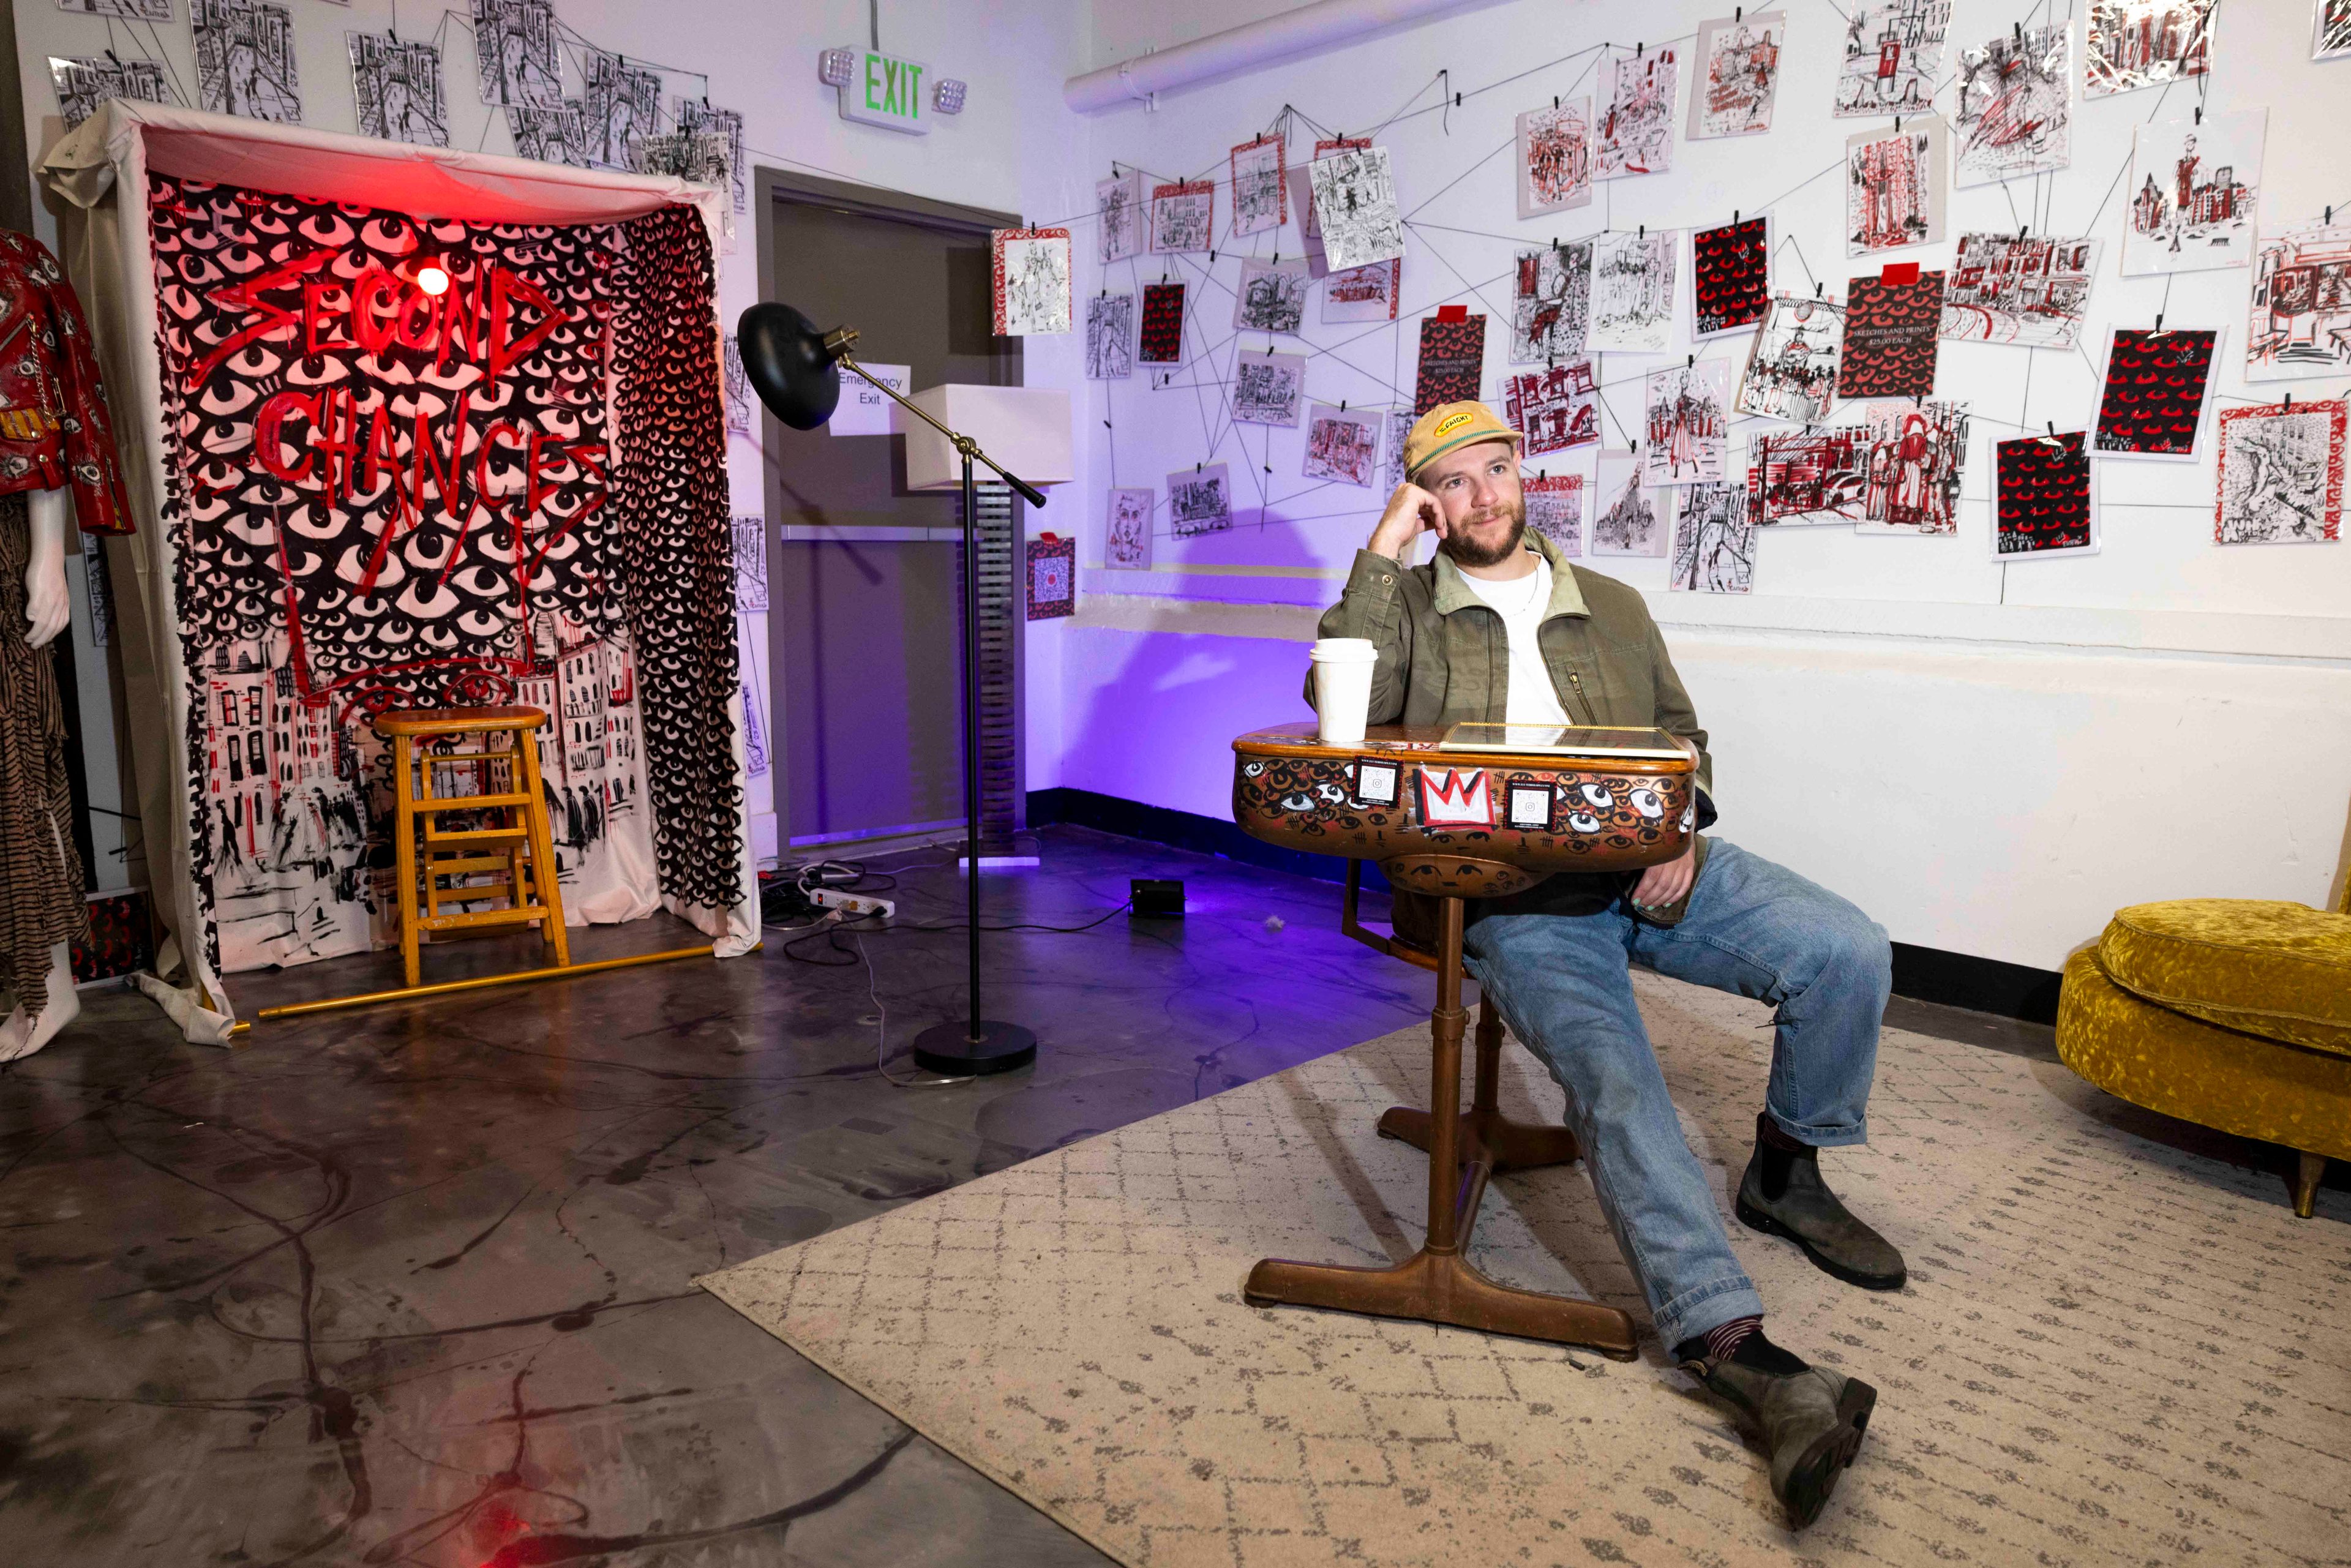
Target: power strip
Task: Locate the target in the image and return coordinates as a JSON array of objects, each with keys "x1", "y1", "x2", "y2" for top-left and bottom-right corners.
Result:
[{"x1": 809, "y1": 887, "x2": 896, "y2": 921}]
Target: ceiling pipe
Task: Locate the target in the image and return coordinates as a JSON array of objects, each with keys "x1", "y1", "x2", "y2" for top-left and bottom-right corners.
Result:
[{"x1": 1065, "y1": 0, "x2": 1499, "y2": 113}]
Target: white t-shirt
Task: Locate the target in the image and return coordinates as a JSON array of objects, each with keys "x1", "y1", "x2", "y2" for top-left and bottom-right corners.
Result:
[{"x1": 1457, "y1": 556, "x2": 1573, "y2": 726}]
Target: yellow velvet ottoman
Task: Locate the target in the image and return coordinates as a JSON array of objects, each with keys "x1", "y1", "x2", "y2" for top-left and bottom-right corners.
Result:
[{"x1": 2057, "y1": 898, "x2": 2351, "y2": 1218}]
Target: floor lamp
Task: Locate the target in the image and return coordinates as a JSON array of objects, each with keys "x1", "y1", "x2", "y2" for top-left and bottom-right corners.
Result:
[{"x1": 738, "y1": 303, "x2": 1067, "y2": 1077}]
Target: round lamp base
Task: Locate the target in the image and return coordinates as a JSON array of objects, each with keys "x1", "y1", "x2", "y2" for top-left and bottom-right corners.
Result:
[{"x1": 911, "y1": 1019, "x2": 1038, "y2": 1078}]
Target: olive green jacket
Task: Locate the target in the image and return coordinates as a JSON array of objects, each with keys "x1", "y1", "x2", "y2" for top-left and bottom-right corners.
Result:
[{"x1": 1307, "y1": 530, "x2": 1715, "y2": 929}]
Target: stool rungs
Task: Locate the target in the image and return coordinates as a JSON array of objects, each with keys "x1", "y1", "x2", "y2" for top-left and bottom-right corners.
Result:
[
  {"x1": 424, "y1": 855, "x2": 522, "y2": 879},
  {"x1": 424, "y1": 824, "x2": 533, "y2": 847},
  {"x1": 418, "y1": 905, "x2": 549, "y2": 934},
  {"x1": 410, "y1": 790, "x2": 535, "y2": 812}
]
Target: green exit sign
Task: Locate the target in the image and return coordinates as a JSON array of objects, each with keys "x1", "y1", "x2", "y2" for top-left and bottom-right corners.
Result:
[{"x1": 837, "y1": 48, "x2": 931, "y2": 135}]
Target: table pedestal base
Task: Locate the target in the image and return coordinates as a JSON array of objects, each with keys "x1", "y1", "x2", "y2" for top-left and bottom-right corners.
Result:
[{"x1": 1244, "y1": 895, "x2": 1640, "y2": 1361}]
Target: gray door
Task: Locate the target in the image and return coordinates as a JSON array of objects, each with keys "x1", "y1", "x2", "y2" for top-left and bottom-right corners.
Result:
[{"x1": 758, "y1": 173, "x2": 1023, "y2": 850}]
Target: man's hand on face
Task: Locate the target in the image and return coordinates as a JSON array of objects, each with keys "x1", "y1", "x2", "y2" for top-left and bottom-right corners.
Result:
[
  {"x1": 1630, "y1": 839, "x2": 1698, "y2": 915},
  {"x1": 1367, "y1": 481, "x2": 1447, "y2": 564}
]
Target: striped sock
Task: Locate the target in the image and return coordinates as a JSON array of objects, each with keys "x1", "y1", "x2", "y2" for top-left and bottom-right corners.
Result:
[{"x1": 1703, "y1": 1315, "x2": 1764, "y2": 1362}]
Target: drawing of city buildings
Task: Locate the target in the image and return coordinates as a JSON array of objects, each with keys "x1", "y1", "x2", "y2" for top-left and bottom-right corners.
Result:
[
  {"x1": 197, "y1": 609, "x2": 651, "y2": 972},
  {"x1": 193, "y1": 0, "x2": 302, "y2": 124}
]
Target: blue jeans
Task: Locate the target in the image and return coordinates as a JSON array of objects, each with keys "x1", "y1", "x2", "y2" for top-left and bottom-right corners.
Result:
[{"x1": 1461, "y1": 840, "x2": 1891, "y2": 1348}]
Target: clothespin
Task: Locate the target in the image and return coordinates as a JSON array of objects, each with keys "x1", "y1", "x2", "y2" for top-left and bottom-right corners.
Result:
[
  {"x1": 1210, "y1": 249, "x2": 1217, "y2": 262},
  {"x1": 1814, "y1": 280, "x2": 1824, "y2": 298},
  {"x1": 2014, "y1": 20, "x2": 2022, "y2": 41},
  {"x1": 1637, "y1": 41, "x2": 1644, "y2": 57},
  {"x1": 2019, "y1": 223, "x2": 2029, "y2": 240},
  {"x1": 1340, "y1": 399, "x2": 1347, "y2": 411},
  {"x1": 1103, "y1": 419, "x2": 1113, "y2": 430},
  {"x1": 1267, "y1": 340, "x2": 1276, "y2": 354},
  {"x1": 2151, "y1": 313, "x2": 2165, "y2": 337},
  {"x1": 1895, "y1": 116, "x2": 1902, "y2": 133},
  {"x1": 2194, "y1": 106, "x2": 2201, "y2": 124},
  {"x1": 1455, "y1": 91, "x2": 1463, "y2": 108},
  {"x1": 1638, "y1": 223, "x2": 1645, "y2": 239},
  {"x1": 1734, "y1": 211, "x2": 1741, "y2": 225},
  {"x1": 1687, "y1": 353, "x2": 1695, "y2": 369},
  {"x1": 1196, "y1": 461, "x2": 1202, "y2": 472},
  {"x1": 2284, "y1": 392, "x2": 2294, "y2": 411},
  {"x1": 1554, "y1": 96, "x2": 1560, "y2": 110},
  {"x1": 2041, "y1": 422, "x2": 2062, "y2": 446},
  {"x1": 1735, "y1": 6, "x2": 1742, "y2": 20}
]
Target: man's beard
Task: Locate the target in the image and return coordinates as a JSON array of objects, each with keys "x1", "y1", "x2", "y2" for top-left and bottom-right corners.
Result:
[{"x1": 1438, "y1": 498, "x2": 1528, "y2": 568}]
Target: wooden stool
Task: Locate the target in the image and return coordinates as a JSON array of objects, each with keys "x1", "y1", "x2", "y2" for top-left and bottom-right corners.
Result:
[{"x1": 373, "y1": 706, "x2": 569, "y2": 989}]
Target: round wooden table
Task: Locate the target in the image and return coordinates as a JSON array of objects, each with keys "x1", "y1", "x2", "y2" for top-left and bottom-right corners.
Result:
[{"x1": 1231, "y1": 722, "x2": 1700, "y2": 1359}]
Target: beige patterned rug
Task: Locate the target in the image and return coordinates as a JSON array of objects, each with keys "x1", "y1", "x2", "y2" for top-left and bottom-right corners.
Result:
[{"x1": 700, "y1": 975, "x2": 2349, "y2": 1567}]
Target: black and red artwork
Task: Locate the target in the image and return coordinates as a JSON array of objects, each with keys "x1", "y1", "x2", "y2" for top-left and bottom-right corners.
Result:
[
  {"x1": 1691, "y1": 216, "x2": 1770, "y2": 339},
  {"x1": 1995, "y1": 430, "x2": 2096, "y2": 558},
  {"x1": 1415, "y1": 311, "x2": 1488, "y2": 415},
  {"x1": 1838, "y1": 268, "x2": 1944, "y2": 400},
  {"x1": 1138, "y1": 281, "x2": 1185, "y2": 365},
  {"x1": 149, "y1": 174, "x2": 740, "y2": 973},
  {"x1": 2092, "y1": 326, "x2": 2218, "y2": 460}
]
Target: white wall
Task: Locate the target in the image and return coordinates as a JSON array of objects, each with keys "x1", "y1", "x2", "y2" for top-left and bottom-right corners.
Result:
[
  {"x1": 1057, "y1": 0, "x2": 2351, "y2": 971},
  {"x1": 12, "y1": 0, "x2": 1093, "y2": 874}
]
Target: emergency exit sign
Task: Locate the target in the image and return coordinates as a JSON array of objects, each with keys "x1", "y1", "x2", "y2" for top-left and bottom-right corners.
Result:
[{"x1": 837, "y1": 48, "x2": 930, "y2": 135}]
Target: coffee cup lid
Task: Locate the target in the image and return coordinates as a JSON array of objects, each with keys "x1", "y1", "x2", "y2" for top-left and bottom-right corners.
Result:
[{"x1": 1310, "y1": 637, "x2": 1377, "y2": 661}]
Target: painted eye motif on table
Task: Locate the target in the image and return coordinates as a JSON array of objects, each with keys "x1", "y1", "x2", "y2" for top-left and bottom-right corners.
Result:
[
  {"x1": 1679, "y1": 802, "x2": 1695, "y2": 830},
  {"x1": 1243, "y1": 761, "x2": 1264, "y2": 777},
  {"x1": 1577, "y1": 783, "x2": 1614, "y2": 809},
  {"x1": 1281, "y1": 793, "x2": 1314, "y2": 812},
  {"x1": 1316, "y1": 782, "x2": 1346, "y2": 804},
  {"x1": 1568, "y1": 811, "x2": 1602, "y2": 834},
  {"x1": 1629, "y1": 789, "x2": 1664, "y2": 820}
]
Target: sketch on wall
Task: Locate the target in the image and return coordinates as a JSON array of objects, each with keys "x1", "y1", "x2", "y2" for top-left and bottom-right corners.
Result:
[
  {"x1": 1105, "y1": 489, "x2": 1154, "y2": 569},
  {"x1": 1689, "y1": 12, "x2": 1782, "y2": 139},
  {"x1": 1856, "y1": 399, "x2": 1969, "y2": 534},
  {"x1": 1840, "y1": 269, "x2": 1945, "y2": 399},
  {"x1": 1736, "y1": 295, "x2": 1843, "y2": 424},
  {"x1": 1953, "y1": 23, "x2": 2070, "y2": 187},
  {"x1": 1691, "y1": 216, "x2": 1771, "y2": 339},
  {"x1": 1588, "y1": 230, "x2": 1676, "y2": 353},
  {"x1": 1233, "y1": 352, "x2": 1308, "y2": 427},
  {"x1": 1670, "y1": 484, "x2": 1755, "y2": 592},
  {"x1": 1643, "y1": 361, "x2": 1729, "y2": 487},
  {"x1": 470, "y1": 0, "x2": 558, "y2": 108},
  {"x1": 1098, "y1": 170, "x2": 1144, "y2": 264},
  {"x1": 1168, "y1": 465, "x2": 1234, "y2": 535},
  {"x1": 2214, "y1": 399, "x2": 2344, "y2": 544},
  {"x1": 1749, "y1": 426, "x2": 1869, "y2": 525},
  {"x1": 1230, "y1": 135, "x2": 1288, "y2": 236},
  {"x1": 194, "y1": 0, "x2": 300, "y2": 123},
  {"x1": 1138, "y1": 282, "x2": 1185, "y2": 364},
  {"x1": 1297, "y1": 135, "x2": 1368, "y2": 242},
  {"x1": 1414, "y1": 313, "x2": 1486, "y2": 414},
  {"x1": 1940, "y1": 233, "x2": 2101, "y2": 349},
  {"x1": 582, "y1": 50, "x2": 661, "y2": 170},
  {"x1": 348, "y1": 32, "x2": 448, "y2": 146},
  {"x1": 1086, "y1": 293, "x2": 1135, "y2": 381},
  {"x1": 2124, "y1": 111, "x2": 2262, "y2": 276},
  {"x1": 2245, "y1": 223, "x2": 2351, "y2": 381},
  {"x1": 1514, "y1": 99, "x2": 1593, "y2": 217},
  {"x1": 1591, "y1": 452, "x2": 1666, "y2": 555},
  {"x1": 1310, "y1": 146, "x2": 1406, "y2": 272},
  {"x1": 632, "y1": 130, "x2": 730, "y2": 193},
  {"x1": 1383, "y1": 410, "x2": 1414, "y2": 491},
  {"x1": 992, "y1": 228, "x2": 1073, "y2": 337},
  {"x1": 1510, "y1": 243, "x2": 1590, "y2": 363},
  {"x1": 507, "y1": 102, "x2": 588, "y2": 166},
  {"x1": 1324, "y1": 258, "x2": 1402, "y2": 323},
  {"x1": 722, "y1": 336, "x2": 749, "y2": 435},
  {"x1": 1504, "y1": 361, "x2": 1599, "y2": 456},
  {"x1": 1151, "y1": 180, "x2": 1214, "y2": 254},
  {"x1": 49, "y1": 55, "x2": 171, "y2": 129},
  {"x1": 1847, "y1": 120, "x2": 1946, "y2": 254},
  {"x1": 675, "y1": 99, "x2": 747, "y2": 214},
  {"x1": 1233, "y1": 257, "x2": 1311, "y2": 334},
  {"x1": 2086, "y1": 0, "x2": 2215, "y2": 97},
  {"x1": 1995, "y1": 430, "x2": 2098, "y2": 558},
  {"x1": 1834, "y1": 0, "x2": 1949, "y2": 119},
  {"x1": 1302, "y1": 404, "x2": 1382, "y2": 487},
  {"x1": 1523, "y1": 473, "x2": 1584, "y2": 555},
  {"x1": 1598, "y1": 47, "x2": 1678, "y2": 178},
  {"x1": 2094, "y1": 326, "x2": 2219, "y2": 460},
  {"x1": 2320, "y1": 0, "x2": 2351, "y2": 60},
  {"x1": 56, "y1": 0, "x2": 169, "y2": 17}
]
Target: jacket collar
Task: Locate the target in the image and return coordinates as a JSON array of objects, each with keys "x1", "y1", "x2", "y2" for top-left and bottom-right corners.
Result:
[{"x1": 1430, "y1": 528, "x2": 1591, "y2": 621}]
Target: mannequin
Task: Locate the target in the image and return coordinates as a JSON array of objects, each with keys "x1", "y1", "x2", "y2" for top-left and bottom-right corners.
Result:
[
  {"x1": 0, "y1": 229, "x2": 135, "y2": 1065},
  {"x1": 0, "y1": 489, "x2": 78, "y2": 1060}
]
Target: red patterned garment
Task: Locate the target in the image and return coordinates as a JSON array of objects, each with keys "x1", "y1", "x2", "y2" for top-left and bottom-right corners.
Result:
[{"x1": 0, "y1": 229, "x2": 133, "y2": 533}]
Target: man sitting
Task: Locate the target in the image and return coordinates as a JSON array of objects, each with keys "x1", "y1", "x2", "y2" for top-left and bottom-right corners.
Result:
[{"x1": 1311, "y1": 402, "x2": 1903, "y2": 1529}]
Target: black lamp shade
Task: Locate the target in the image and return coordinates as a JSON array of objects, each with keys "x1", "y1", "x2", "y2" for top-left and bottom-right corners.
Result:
[{"x1": 737, "y1": 302, "x2": 843, "y2": 430}]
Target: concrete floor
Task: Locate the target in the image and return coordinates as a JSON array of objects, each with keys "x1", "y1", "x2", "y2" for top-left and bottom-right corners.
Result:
[{"x1": 0, "y1": 827, "x2": 2319, "y2": 1565}]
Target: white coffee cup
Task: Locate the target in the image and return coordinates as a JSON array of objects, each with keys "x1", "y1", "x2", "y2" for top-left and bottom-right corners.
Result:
[{"x1": 1310, "y1": 637, "x2": 1379, "y2": 747}]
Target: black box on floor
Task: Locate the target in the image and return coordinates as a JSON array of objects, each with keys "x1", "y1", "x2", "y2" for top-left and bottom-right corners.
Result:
[{"x1": 1131, "y1": 878, "x2": 1185, "y2": 918}]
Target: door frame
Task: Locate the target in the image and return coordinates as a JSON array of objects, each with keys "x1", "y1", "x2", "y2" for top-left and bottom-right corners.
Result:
[{"x1": 751, "y1": 167, "x2": 1030, "y2": 860}]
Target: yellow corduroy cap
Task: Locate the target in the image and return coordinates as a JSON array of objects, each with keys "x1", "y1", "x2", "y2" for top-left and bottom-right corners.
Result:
[{"x1": 1402, "y1": 400, "x2": 1523, "y2": 481}]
